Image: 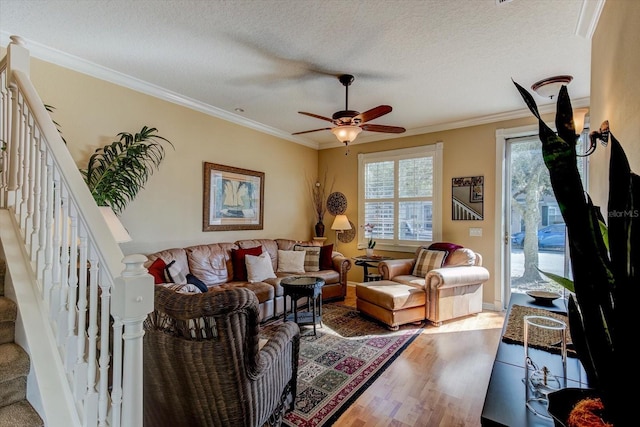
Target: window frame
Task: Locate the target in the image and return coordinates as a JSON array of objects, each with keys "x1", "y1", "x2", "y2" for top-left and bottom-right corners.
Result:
[{"x1": 357, "y1": 143, "x2": 443, "y2": 253}]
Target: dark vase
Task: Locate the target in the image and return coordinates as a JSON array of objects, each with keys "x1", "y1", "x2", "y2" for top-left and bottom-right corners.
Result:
[
  {"x1": 315, "y1": 221, "x2": 325, "y2": 237},
  {"x1": 547, "y1": 388, "x2": 604, "y2": 427}
]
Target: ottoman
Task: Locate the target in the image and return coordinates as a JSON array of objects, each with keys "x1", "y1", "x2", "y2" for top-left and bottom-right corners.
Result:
[{"x1": 355, "y1": 280, "x2": 426, "y2": 330}]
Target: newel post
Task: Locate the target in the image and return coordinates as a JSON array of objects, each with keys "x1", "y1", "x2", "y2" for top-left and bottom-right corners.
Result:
[{"x1": 111, "y1": 254, "x2": 153, "y2": 427}]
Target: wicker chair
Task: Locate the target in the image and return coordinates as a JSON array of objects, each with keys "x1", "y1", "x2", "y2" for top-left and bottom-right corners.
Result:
[{"x1": 143, "y1": 286, "x2": 300, "y2": 427}]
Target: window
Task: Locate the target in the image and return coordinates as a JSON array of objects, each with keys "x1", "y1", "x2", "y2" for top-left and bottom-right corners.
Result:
[{"x1": 358, "y1": 144, "x2": 443, "y2": 252}]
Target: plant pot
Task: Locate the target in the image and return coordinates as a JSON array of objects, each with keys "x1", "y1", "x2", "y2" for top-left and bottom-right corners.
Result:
[
  {"x1": 366, "y1": 248, "x2": 374, "y2": 257},
  {"x1": 315, "y1": 221, "x2": 325, "y2": 237},
  {"x1": 547, "y1": 388, "x2": 604, "y2": 427}
]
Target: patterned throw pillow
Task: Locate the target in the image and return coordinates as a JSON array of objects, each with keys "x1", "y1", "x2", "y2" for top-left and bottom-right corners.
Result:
[
  {"x1": 412, "y1": 249, "x2": 447, "y2": 278},
  {"x1": 277, "y1": 250, "x2": 306, "y2": 273},
  {"x1": 164, "y1": 260, "x2": 187, "y2": 284},
  {"x1": 294, "y1": 245, "x2": 321, "y2": 272}
]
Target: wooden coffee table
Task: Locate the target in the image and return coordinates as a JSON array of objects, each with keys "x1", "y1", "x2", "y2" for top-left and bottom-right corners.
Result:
[{"x1": 281, "y1": 276, "x2": 325, "y2": 335}]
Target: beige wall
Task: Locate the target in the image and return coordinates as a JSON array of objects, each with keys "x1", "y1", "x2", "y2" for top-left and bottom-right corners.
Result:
[
  {"x1": 589, "y1": 0, "x2": 640, "y2": 209},
  {"x1": 25, "y1": 58, "x2": 320, "y2": 255},
  {"x1": 319, "y1": 115, "x2": 542, "y2": 301},
  {"x1": 4, "y1": 0, "x2": 637, "y2": 306}
]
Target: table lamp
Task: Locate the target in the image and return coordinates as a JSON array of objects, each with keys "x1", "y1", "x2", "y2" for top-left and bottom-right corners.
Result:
[{"x1": 331, "y1": 214, "x2": 351, "y2": 251}]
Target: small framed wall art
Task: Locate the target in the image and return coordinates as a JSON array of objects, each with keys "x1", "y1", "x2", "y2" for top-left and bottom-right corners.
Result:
[
  {"x1": 203, "y1": 162, "x2": 264, "y2": 231},
  {"x1": 452, "y1": 176, "x2": 484, "y2": 220}
]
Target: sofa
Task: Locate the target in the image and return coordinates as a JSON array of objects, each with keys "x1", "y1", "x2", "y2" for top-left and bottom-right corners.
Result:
[
  {"x1": 356, "y1": 243, "x2": 489, "y2": 328},
  {"x1": 145, "y1": 238, "x2": 352, "y2": 322}
]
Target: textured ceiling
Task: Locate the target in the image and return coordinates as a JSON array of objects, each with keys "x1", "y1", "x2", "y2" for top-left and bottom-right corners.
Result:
[{"x1": 0, "y1": 0, "x2": 602, "y2": 149}]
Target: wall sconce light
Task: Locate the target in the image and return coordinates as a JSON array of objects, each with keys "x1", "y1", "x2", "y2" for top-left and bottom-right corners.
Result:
[{"x1": 331, "y1": 214, "x2": 351, "y2": 251}]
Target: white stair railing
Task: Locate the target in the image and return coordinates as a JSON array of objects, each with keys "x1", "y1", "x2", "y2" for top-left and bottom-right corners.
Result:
[
  {"x1": 0, "y1": 35, "x2": 152, "y2": 427},
  {"x1": 452, "y1": 196, "x2": 483, "y2": 221}
]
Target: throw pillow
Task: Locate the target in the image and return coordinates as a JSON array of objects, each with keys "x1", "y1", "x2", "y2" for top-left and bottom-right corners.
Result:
[
  {"x1": 186, "y1": 273, "x2": 208, "y2": 292},
  {"x1": 159, "y1": 282, "x2": 203, "y2": 294},
  {"x1": 164, "y1": 259, "x2": 187, "y2": 284},
  {"x1": 147, "y1": 258, "x2": 167, "y2": 284},
  {"x1": 319, "y1": 244, "x2": 334, "y2": 270},
  {"x1": 412, "y1": 249, "x2": 447, "y2": 278},
  {"x1": 231, "y1": 246, "x2": 263, "y2": 281},
  {"x1": 428, "y1": 242, "x2": 463, "y2": 263},
  {"x1": 277, "y1": 250, "x2": 306, "y2": 274},
  {"x1": 245, "y1": 252, "x2": 277, "y2": 283},
  {"x1": 294, "y1": 245, "x2": 321, "y2": 272}
]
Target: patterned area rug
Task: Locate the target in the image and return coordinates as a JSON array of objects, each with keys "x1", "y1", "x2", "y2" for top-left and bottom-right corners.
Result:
[{"x1": 261, "y1": 303, "x2": 424, "y2": 427}]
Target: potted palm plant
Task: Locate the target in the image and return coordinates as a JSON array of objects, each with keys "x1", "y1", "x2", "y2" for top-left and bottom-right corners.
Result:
[
  {"x1": 81, "y1": 126, "x2": 173, "y2": 214},
  {"x1": 513, "y1": 80, "x2": 638, "y2": 426}
]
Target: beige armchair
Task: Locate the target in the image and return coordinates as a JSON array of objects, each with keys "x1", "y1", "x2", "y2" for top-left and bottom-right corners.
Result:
[
  {"x1": 143, "y1": 286, "x2": 300, "y2": 427},
  {"x1": 378, "y1": 245, "x2": 489, "y2": 325}
]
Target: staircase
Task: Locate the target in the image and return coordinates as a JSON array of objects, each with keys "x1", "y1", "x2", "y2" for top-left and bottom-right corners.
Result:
[{"x1": 0, "y1": 259, "x2": 43, "y2": 426}]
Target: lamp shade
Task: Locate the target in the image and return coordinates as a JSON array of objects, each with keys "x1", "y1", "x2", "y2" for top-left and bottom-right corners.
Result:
[
  {"x1": 331, "y1": 126, "x2": 362, "y2": 144},
  {"x1": 573, "y1": 108, "x2": 589, "y2": 135},
  {"x1": 331, "y1": 214, "x2": 351, "y2": 231},
  {"x1": 99, "y1": 206, "x2": 132, "y2": 243}
]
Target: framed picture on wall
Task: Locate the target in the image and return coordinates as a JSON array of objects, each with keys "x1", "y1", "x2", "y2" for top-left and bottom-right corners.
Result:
[
  {"x1": 203, "y1": 162, "x2": 264, "y2": 231},
  {"x1": 452, "y1": 176, "x2": 483, "y2": 220}
]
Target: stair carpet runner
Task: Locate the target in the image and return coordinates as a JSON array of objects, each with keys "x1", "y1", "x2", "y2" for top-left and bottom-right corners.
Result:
[{"x1": 0, "y1": 259, "x2": 44, "y2": 426}]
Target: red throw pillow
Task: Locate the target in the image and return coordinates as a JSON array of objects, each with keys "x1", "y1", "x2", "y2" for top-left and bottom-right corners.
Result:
[
  {"x1": 232, "y1": 246, "x2": 263, "y2": 281},
  {"x1": 319, "y1": 244, "x2": 334, "y2": 270},
  {"x1": 428, "y1": 242, "x2": 463, "y2": 253},
  {"x1": 147, "y1": 258, "x2": 167, "y2": 284}
]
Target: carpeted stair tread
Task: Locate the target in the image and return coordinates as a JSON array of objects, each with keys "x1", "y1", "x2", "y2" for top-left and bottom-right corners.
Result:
[
  {"x1": 0, "y1": 297, "x2": 17, "y2": 321},
  {"x1": 0, "y1": 258, "x2": 5, "y2": 296},
  {"x1": 0, "y1": 400, "x2": 44, "y2": 427},
  {"x1": 0, "y1": 342, "x2": 30, "y2": 384},
  {"x1": 0, "y1": 297, "x2": 17, "y2": 345}
]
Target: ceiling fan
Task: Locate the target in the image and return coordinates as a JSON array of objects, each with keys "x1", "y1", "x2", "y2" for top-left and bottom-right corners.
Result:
[{"x1": 292, "y1": 74, "x2": 406, "y2": 152}]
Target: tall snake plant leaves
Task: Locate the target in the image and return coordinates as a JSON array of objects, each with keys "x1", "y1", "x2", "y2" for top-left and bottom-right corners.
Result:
[
  {"x1": 81, "y1": 126, "x2": 173, "y2": 214},
  {"x1": 514, "y1": 80, "x2": 638, "y2": 423}
]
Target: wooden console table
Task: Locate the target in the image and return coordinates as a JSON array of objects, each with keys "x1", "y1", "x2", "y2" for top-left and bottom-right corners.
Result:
[{"x1": 481, "y1": 293, "x2": 589, "y2": 426}]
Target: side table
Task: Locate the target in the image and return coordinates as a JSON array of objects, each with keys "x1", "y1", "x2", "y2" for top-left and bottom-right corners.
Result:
[
  {"x1": 352, "y1": 255, "x2": 392, "y2": 282},
  {"x1": 281, "y1": 276, "x2": 325, "y2": 335}
]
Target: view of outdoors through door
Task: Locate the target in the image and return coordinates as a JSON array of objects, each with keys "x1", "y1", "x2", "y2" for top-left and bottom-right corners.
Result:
[{"x1": 507, "y1": 133, "x2": 588, "y2": 295}]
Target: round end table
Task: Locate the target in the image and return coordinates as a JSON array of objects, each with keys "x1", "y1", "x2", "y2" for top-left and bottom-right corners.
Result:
[{"x1": 281, "y1": 276, "x2": 325, "y2": 335}]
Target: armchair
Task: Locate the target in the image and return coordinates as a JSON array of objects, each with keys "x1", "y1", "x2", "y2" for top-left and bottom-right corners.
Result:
[
  {"x1": 378, "y1": 245, "x2": 490, "y2": 325},
  {"x1": 143, "y1": 286, "x2": 300, "y2": 427}
]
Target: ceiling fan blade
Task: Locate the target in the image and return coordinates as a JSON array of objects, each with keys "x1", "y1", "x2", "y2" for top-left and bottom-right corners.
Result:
[
  {"x1": 354, "y1": 105, "x2": 392, "y2": 124},
  {"x1": 360, "y1": 123, "x2": 406, "y2": 133},
  {"x1": 292, "y1": 127, "x2": 332, "y2": 135},
  {"x1": 298, "y1": 111, "x2": 334, "y2": 123}
]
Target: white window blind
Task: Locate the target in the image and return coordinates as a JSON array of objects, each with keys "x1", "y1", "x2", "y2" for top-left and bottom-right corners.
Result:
[{"x1": 358, "y1": 143, "x2": 443, "y2": 252}]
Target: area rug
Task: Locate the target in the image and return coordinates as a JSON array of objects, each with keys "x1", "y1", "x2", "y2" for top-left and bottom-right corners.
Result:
[
  {"x1": 261, "y1": 303, "x2": 424, "y2": 427},
  {"x1": 502, "y1": 304, "x2": 576, "y2": 357}
]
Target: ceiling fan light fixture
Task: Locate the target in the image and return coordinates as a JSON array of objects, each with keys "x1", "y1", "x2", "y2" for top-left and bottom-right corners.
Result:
[
  {"x1": 331, "y1": 125, "x2": 362, "y2": 144},
  {"x1": 531, "y1": 75, "x2": 573, "y2": 99}
]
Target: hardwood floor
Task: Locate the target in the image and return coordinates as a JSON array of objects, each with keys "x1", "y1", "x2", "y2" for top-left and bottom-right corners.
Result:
[{"x1": 332, "y1": 285, "x2": 505, "y2": 427}]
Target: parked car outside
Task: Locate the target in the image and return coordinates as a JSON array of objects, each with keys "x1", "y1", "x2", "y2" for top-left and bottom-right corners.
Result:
[{"x1": 511, "y1": 224, "x2": 566, "y2": 251}]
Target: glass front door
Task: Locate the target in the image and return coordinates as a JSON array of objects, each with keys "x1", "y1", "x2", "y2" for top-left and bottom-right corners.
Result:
[{"x1": 505, "y1": 133, "x2": 587, "y2": 297}]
